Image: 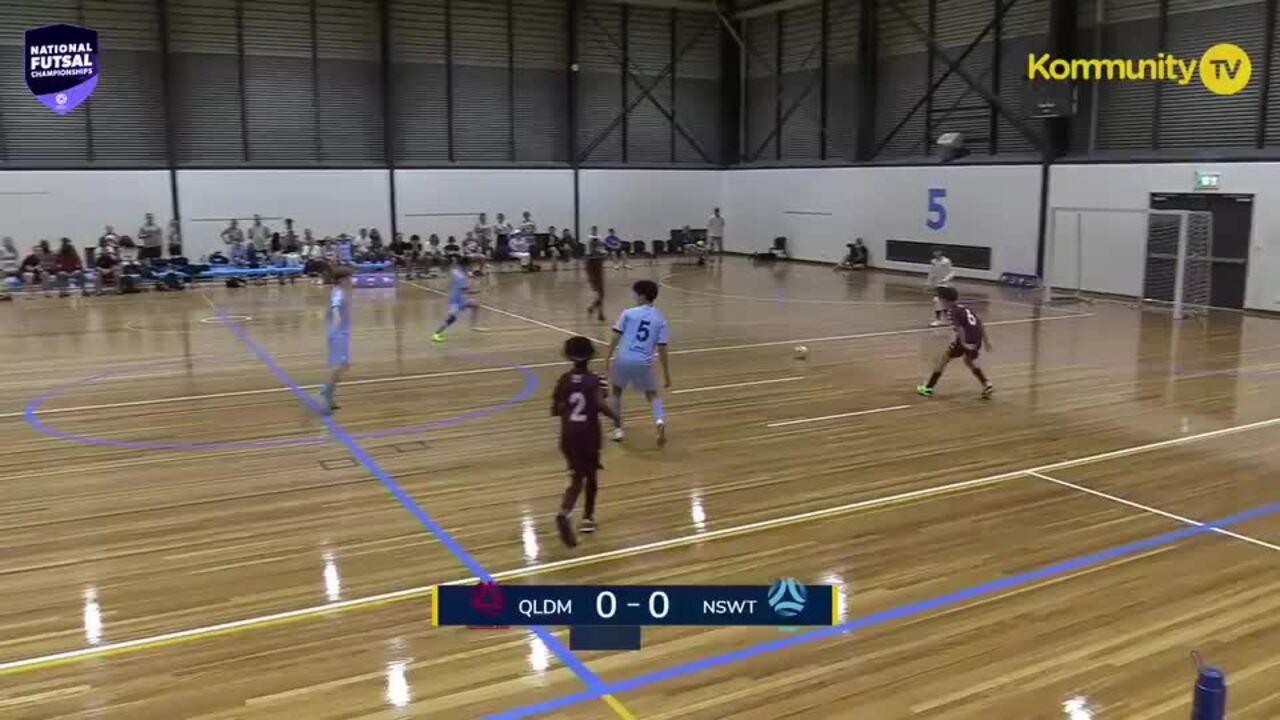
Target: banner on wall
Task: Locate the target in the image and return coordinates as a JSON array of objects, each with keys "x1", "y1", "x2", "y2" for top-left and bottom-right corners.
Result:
[{"x1": 24, "y1": 24, "x2": 99, "y2": 115}]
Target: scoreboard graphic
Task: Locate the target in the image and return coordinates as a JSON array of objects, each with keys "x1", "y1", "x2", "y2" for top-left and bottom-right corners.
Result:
[{"x1": 432, "y1": 579, "x2": 837, "y2": 635}]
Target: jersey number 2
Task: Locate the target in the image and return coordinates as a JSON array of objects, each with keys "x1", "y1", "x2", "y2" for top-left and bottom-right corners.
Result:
[{"x1": 568, "y1": 391, "x2": 588, "y2": 422}]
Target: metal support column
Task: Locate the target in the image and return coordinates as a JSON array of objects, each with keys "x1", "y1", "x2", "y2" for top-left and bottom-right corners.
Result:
[
  {"x1": 1036, "y1": 0, "x2": 1077, "y2": 278},
  {"x1": 311, "y1": 0, "x2": 323, "y2": 161},
  {"x1": 774, "y1": 13, "x2": 783, "y2": 160},
  {"x1": 854, "y1": 0, "x2": 877, "y2": 160},
  {"x1": 1258, "y1": 0, "x2": 1276, "y2": 147},
  {"x1": 156, "y1": 0, "x2": 180, "y2": 227},
  {"x1": 819, "y1": 0, "x2": 829, "y2": 159},
  {"x1": 235, "y1": 0, "x2": 249, "y2": 162},
  {"x1": 924, "y1": 0, "x2": 935, "y2": 154},
  {"x1": 989, "y1": 0, "x2": 1002, "y2": 154},
  {"x1": 444, "y1": 0, "x2": 455, "y2": 163},
  {"x1": 621, "y1": 4, "x2": 630, "y2": 162},
  {"x1": 1152, "y1": 0, "x2": 1168, "y2": 150},
  {"x1": 719, "y1": 4, "x2": 742, "y2": 164},
  {"x1": 508, "y1": 0, "x2": 516, "y2": 160},
  {"x1": 568, "y1": 0, "x2": 580, "y2": 237},
  {"x1": 670, "y1": 8, "x2": 678, "y2": 163},
  {"x1": 380, "y1": 0, "x2": 398, "y2": 240}
]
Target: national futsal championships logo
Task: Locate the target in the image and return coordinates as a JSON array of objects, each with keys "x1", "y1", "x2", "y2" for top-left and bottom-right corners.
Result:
[
  {"x1": 24, "y1": 23, "x2": 99, "y2": 115},
  {"x1": 767, "y1": 578, "x2": 808, "y2": 618},
  {"x1": 1027, "y1": 43, "x2": 1251, "y2": 96}
]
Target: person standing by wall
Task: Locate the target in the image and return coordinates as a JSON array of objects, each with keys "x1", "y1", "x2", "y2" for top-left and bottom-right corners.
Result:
[
  {"x1": 137, "y1": 213, "x2": 164, "y2": 265},
  {"x1": 0, "y1": 237, "x2": 19, "y2": 299},
  {"x1": 707, "y1": 207, "x2": 725, "y2": 263},
  {"x1": 166, "y1": 218, "x2": 182, "y2": 258},
  {"x1": 248, "y1": 215, "x2": 271, "y2": 253},
  {"x1": 221, "y1": 219, "x2": 245, "y2": 259}
]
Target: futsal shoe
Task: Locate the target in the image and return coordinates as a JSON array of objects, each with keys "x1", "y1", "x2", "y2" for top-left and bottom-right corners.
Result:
[
  {"x1": 610, "y1": 428, "x2": 625, "y2": 442},
  {"x1": 431, "y1": 332, "x2": 446, "y2": 343},
  {"x1": 655, "y1": 420, "x2": 666, "y2": 447},
  {"x1": 555, "y1": 513, "x2": 578, "y2": 547},
  {"x1": 916, "y1": 385, "x2": 934, "y2": 397},
  {"x1": 579, "y1": 518, "x2": 597, "y2": 534},
  {"x1": 981, "y1": 383, "x2": 994, "y2": 399}
]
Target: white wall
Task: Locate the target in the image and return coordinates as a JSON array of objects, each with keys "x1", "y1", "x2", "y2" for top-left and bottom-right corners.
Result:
[
  {"x1": 0, "y1": 171, "x2": 170, "y2": 253},
  {"x1": 395, "y1": 169, "x2": 574, "y2": 242},
  {"x1": 579, "y1": 170, "x2": 724, "y2": 243},
  {"x1": 177, "y1": 170, "x2": 393, "y2": 259},
  {"x1": 722, "y1": 166, "x2": 1043, "y2": 280},
  {"x1": 1049, "y1": 162, "x2": 1280, "y2": 312}
]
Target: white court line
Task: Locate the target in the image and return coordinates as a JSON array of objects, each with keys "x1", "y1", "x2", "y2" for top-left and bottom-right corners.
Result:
[
  {"x1": 672, "y1": 377, "x2": 803, "y2": 395},
  {"x1": 2, "y1": 312, "x2": 1091, "y2": 421},
  {"x1": 403, "y1": 280, "x2": 607, "y2": 345},
  {"x1": 4, "y1": 410, "x2": 1280, "y2": 675},
  {"x1": 672, "y1": 313, "x2": 1091, "y2": 356},
  {"x1": 1026, "y1": 470, "x2": 1280, "y2": 553},
  {"x1": 767, "y1": 404, "x2": 911, "y2": 428}
]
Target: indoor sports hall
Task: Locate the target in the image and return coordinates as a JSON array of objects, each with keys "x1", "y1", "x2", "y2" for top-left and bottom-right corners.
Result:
[{"x1": 3, "y1": 0, "x2": 1280, "y2": 718}]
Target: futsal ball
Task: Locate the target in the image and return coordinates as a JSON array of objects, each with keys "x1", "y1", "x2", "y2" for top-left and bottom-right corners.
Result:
[{"x1": 794, "y1": 345, "x2": 808, "y2": 360}]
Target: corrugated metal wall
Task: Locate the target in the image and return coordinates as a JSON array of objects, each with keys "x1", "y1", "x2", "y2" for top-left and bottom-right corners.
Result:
[{"x1": 4, "y1": 0, "x2": 1280, "y2": 167}]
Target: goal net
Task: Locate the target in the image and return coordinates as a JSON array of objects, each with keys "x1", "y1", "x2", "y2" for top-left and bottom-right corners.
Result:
[{"x1": 1042, "y1": 206, "x2": 1213, "y2": 319}]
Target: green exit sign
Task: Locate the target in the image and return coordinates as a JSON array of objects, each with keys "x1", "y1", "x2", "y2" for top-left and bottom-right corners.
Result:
[{"x1": 1194, "y1": 171, "x2": 1221, "y2": 191}]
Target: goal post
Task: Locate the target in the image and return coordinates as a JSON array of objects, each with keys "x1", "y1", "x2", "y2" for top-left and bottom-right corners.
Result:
[{"x1": 1041, "y1": 206, "x2": 1214, "y2": 319}]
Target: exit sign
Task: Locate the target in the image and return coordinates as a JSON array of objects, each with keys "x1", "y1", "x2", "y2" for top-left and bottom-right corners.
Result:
[{"x1": 1194, "y1": 171, "x2": 1221, "y2": 191}]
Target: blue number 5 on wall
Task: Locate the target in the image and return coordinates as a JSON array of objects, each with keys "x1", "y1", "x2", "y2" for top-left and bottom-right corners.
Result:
[{"x1": 926, "y1": 188, "x2": 947, "y2": 230}]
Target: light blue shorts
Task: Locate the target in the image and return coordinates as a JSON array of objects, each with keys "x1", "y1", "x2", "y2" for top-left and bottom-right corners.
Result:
[
  {"x1": 448, "y1": 299, "x2": 474, "y2": 316},
  {"x1": 612, "y1": 360, "x2": 657, "y2": 393},
  {"x1": 328, "y1": 332, "x2": 351, "y2": 368}
]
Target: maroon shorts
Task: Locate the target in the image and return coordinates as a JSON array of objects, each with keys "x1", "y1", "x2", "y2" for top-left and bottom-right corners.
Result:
[
  {"x1": 560, "y1": 440, "x2": 601, "y2": 475},
  {"x1": 948, "y1": 341, "x2": 980, "y2": 361}
]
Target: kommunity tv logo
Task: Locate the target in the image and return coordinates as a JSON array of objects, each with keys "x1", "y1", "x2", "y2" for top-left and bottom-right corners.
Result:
[{"x1": 1027, "y1": 43, "x2": 1251, "y2": 96}]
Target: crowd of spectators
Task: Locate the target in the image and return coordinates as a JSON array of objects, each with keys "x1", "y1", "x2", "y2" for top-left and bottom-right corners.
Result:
[{"x1": 0, "y1": 207, "x2": 724, "y2": 299}]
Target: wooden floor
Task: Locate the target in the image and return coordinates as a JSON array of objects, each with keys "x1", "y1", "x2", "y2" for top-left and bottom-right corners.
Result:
[{"x1": 2, "y1": 258, "x2": 1280, "y2": 719}]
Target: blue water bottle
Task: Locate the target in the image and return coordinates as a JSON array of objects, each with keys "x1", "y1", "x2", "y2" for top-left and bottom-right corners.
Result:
[{"x1": 1190, "y1": 663, "x2": 1226, "y2": 720}]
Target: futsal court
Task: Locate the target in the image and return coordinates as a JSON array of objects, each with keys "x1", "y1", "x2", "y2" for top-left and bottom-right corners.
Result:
[{"x1": 2, "y1": 258, "x2": 1280, "y2": 719}]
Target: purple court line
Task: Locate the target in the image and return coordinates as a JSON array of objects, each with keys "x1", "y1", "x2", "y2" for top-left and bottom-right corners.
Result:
[
  {"x1": 23, "y1": 356, "x2": 537, "y2": 451},
  {"x1": 486, "y1": 499, "x2": 1280, "y2": 719}
]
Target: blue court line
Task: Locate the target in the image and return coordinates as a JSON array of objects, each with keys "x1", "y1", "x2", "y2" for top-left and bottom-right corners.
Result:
[
  {"x1": 24, "y1": 355, "x2": 537, "y2": 451},
  {"x1": 486, "y1": 499, "x2": 1280, "y2": 719},
  {"x1": 208, "y1": 306, "x2": 612, "y2": 698}
]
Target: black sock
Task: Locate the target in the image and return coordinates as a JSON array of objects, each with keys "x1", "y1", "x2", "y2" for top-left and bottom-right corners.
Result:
[
  {"x1": 972, "y1": 367, "x2": 988, "y2": 384},
  {"x1": 927, "y1": 371, "x2": 942, "y2": 388}
]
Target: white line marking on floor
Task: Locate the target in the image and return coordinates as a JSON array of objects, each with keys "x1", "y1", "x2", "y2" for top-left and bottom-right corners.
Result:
[
  {"x1": 674, "y1": 313, "x2": 1092, "y2": 356},
  {"x1": 767, "y1": 404, "x2": 912, "y2": 428},
  {"x1": 5, "y1": 410, "x2": 1278, "y2": 674},
  {"x1": 672, "y1": 377, "x2": 804, "y2": 395},
  {"x1": 403, "y1": 280, "x2": 607, "y2": 345},
  {"x1": 1026, "y1": 470, "x2": 1280, "y2": 552},
  {"x1": 3, "y1": 312, "x2": 1090, "y2": 420}
]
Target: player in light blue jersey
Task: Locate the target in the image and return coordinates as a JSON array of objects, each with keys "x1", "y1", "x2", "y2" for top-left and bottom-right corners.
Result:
[
  {"x1": 432, "y1": 256, "x2": 481, "y2": 342},
  {"x1": 604, "y1": 280, "x2": 672, "y2": 446},
  {"x1": 318, "y1": 266, "x2": 354, "y2": 415}
]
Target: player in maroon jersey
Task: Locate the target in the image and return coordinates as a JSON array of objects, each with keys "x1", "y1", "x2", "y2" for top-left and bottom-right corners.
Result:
[
  {"x1": 585, "y1": 251, "x2": 605, "y2": 321},
  {"x1": 551, "y1": 336, "x2": 618, "y2": 547},
  {"x1": 917, "y1": 286, "x2": 994, "y2": 398}
]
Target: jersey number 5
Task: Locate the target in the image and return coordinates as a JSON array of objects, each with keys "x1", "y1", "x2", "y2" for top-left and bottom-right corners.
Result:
[
  {"x1": 635, "y1": 319, "x2": 651, "y2": 342},
  {"x1": 568, "y1": 391, "x2": 588, "y2": 422}
]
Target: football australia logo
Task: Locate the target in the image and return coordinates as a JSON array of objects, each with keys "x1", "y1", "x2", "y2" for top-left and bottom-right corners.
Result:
[{"x1": 25, "y1": 23, "x2": 99, "y2": 115}]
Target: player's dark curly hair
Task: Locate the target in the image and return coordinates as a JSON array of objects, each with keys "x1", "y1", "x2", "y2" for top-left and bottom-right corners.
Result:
[
  {"x1": 564, "y1": 336, "x2": 596, "y2": 363},
  {"x1": 633, "y1": 279, "x2": 659, "y2": 302},
  {"x1": 936, "y1": 286, "x2": 959, "y2": 302}
]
